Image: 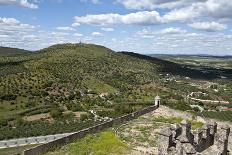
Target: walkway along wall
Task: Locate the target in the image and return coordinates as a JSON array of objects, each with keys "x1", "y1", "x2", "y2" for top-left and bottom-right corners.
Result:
[{"x1": 24, "y1": 105, "x2": 158, "y2": 155}]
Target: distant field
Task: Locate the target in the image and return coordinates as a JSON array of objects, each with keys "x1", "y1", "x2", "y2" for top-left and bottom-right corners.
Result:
[
  {"x1": 152, "y1": 54, "x2": 232, "y2": 69},
  {"x1": 199, "y1": 111, "x2": 232, "y2": 122},
  {"x1": 0, "y1": 47, "x2": 31, "y2": 57}
]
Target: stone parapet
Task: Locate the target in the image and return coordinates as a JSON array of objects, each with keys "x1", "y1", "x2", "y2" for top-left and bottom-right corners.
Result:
[{"x1": 158, "y1": 120, "x2": 230, "y2": 155}]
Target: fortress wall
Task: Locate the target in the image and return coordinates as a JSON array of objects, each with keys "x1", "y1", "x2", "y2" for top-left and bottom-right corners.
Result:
[
  {"x1": 24, "y1": 105, "x2": 158, "y2": 155},
  {"x1": 158, "y1": 121, "x2": 230, "y2": 155}
]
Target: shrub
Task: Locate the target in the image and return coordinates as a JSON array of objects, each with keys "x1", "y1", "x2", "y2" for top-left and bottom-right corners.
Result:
[
  {"x1": 63, "y1": 112, "x2": 75, "y2": 120},
  {"x1": 0, "y1": 118, "x2": 7, "y2": 126},
  {"x1": 1, "y1": 94, "x2": 17, "y2": 101},
  {"x1": 80, "y1": 113, "x2": 89, "y2": 121},
  {"x1": 50, "y1": 108, "x2": 62, "y2": 119},
  {"x1": 72, "y1": 103, "x2": 83, "y2": 112}
]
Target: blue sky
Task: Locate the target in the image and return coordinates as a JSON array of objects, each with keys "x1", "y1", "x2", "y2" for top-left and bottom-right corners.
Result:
[{"x1": 0, "y1": 0, "x2": 232, "y2": 55}]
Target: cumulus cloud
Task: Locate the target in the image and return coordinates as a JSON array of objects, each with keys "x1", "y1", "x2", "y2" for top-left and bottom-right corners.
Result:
[
  {"x1": 137, "y1": 27, "x2": 186, "y2": 38},
  {"x1": 73, "y1": 11, "x2": 162, "y2": 26},
  {"x1": 74, "y1": 33, "x2": 83, "y2": 37},
  {"x1": 0, "y1": 17, "x2": 20, "y2": 25},
  {"x1": 0, "y1": 17, "x2": 35, "y2": 31},
  {"x1": 116, "y1": 0, "x2": 207, "y2": 10},
  {"x1": 0, "y1": 0, "x2": 38, "y2": 9},
  {"x1": 56, "y1": 26, "x2": 75, "y2": 31},
  {"x1": 123, "y1": 31, "x2": 232, "y2": 55},
  {"x1": 49, "y1": 31, "x2": 69, "y2": 38},
  {"x1": 117, "y1": 0, "x2": 232, "y2": 22},
  {"x1": 73, "y1": 0, "x2": 232, "y2": 27},
  {"x1": 163, "y1": 0, "x2": 232, "y2": 22},
  {"x1": 159, "y1": 27, "x2": 186, "y2": 34},
  {"x1": 188, "y1": 22, "x2": 227, "y2": 31},
  {"x1": 74, "y1": 0, "x2": 232, "y2": 26},
  {"x1": 137, "y1": 29, "x2": 155, "y2": 38},
  {"x1": 101, "y1": 27, "x2": 114, "y2": 32},
  {"x1": 71, "y1": 23, "x2": 80, "y2": 27},
  {"x1": 91, "y1": 32, "x2": 103, "y2": 37},
  {"x1": 0, "y1": 17, "x2": 39, "y2": 49}
]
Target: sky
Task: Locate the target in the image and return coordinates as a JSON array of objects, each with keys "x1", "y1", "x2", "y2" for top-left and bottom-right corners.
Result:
[{"x1": 0, "y1": 0, "x2": 232, "y2": 55}]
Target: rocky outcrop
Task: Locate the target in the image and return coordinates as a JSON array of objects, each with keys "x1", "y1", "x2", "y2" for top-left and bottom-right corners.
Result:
[{"x1": 158, "y1": 120, "x2": 230, "y2": 155}]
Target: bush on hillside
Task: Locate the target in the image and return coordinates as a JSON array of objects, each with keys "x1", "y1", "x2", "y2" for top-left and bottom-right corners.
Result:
[{"x1": 50, "y1": 108, "x2": 62, "y2": 119}]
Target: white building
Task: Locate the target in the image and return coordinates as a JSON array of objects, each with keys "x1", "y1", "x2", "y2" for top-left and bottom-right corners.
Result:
[{"x1": 155, "y1": 95, "x2": 161, "y2": 107}]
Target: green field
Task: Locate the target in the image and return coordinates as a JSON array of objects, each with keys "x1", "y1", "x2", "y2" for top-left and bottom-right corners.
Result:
[
  {"x1": 199, "y1": 111, "x2": 232, "y2": 122},
  {"x1": 46, "y1": 130, "x2": 129, "y2": 155}
]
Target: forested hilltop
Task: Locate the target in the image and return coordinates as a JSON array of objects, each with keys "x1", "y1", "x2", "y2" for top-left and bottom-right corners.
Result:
[
  {"x1": 0, "y1": 47, "x2": 31, "y2": 57},
  {"x1": 0, "y1": 43, "x2": 232, "y2": 140}
]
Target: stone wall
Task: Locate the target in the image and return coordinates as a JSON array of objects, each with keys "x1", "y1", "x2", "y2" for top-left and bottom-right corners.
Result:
[
  {"x1": 24, "y1": 105, "x2": 158, "y2": 155},
  {"x1": 158, "y1": 120, "x2": 231, "y2": 155}
]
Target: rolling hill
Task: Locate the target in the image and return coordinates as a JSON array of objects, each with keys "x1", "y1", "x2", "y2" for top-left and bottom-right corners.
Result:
[
  {"x1": 0, "y1": 46, "x2": 31, "y2": 57},
  {"x1": 0, "y1": 43, "x2": 231, "y2": 140}
]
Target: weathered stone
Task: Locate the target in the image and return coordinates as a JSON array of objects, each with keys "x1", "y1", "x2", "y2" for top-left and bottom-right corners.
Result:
[{"x1": 158, "y1": 120, "x2": 230, "y2": 155}]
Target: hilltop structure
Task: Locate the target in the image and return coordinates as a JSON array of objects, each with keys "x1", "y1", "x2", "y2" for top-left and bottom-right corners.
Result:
[
  {"x1": 155, "y1": 95, "x2": 161, "y2": 107},
  {"x1": 158, "y1": 120, "x2": 230, "y2": 155}
]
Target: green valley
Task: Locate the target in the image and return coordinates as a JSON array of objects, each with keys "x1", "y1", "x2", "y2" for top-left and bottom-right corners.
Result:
[{"x1": 0, "y1": 43, "x2": 232, "y2": 140}]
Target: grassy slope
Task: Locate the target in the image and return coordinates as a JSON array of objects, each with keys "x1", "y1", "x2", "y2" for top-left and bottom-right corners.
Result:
[
  {"x1": 0, "y1": 46, "x2": 31, "y2": 57},
  {"x1": 0, "y1": 44, "x2": 159, "y2": 118},
  {"x1": 46, "y1": 130, "x2": 129, "y2": 155},
  {"x1": 122, "y1": 52, "x2": 232, "y2": 79},
  {"x1": 1, "y1": 43, "x2": 231, "y2": 119},
  {"x1": 46, "y1": 116, "x2": 203, "y2": 155},
  {"x1": 0, "y1": 144, "x2": 38, "y2": 155}
]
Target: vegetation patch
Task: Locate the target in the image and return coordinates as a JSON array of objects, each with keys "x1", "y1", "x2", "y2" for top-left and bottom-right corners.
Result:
[
  {"x1": 153, "y1": 116, "x2": 183, "y2": 124},
  {"x1": 46, "y1": 130, "x2": 129, "y2": 155},
  {"x1": 152, "y1": 116, "x2": 203, "y2": 129},
  {"x1": 0, "y1": 144, "x2": 37, "y2": 155},
  {"x1": 189, "y1": 120, "x2": 204, "y2": 129},
  {"x1": 198, "y1": 111, "x2": 232, "y2": 122}
]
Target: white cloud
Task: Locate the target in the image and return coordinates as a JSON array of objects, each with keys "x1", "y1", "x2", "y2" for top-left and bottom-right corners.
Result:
[
  {"x1": 0, "y1": 0, "x2": 38, "y2": 9},
  {"x1": 0, "y1": 17, "x2": 40, "y2": 49},
  {"x1": 117, "y1": 0, "x2": 232, "y2": 22},
  {"x1": 71, "y1": 23, "x2": 80, "y2": 27},
  {"x1": 137, "y1": 28, "x2": 155, "y2": 38},
  {"x1": 73, "y1": 11, "x2": 162, "y2": 26},
  {"x1": 101, "y1": 27, "x2": 114, "y2": 32},
  {"x1": 56, "y1": 26, "x2": 75, "y2": 31},
  {"x1": 159, "y1": 27, "x2": 186, "y2": 34},
  {"x1": 188, "y1": 22, "x2": 227, "y2": 31},
  {"x1": 49, "y1": 31, "x2": 69, "y2": 38},
  {"x1": 0, "y1": 17, "x2": 35, "y2": 31},
  {"x1": 116, "y1": 0, "x2": 206, "y2": 10},
  {"x1": 74, "y1": 33, "x2": 83, "y2": 37},
  {"x1": 91, "y1": 32, "x2": 103, "y2": 37},
  {"x1": 136, "y1": 27, "x2": 186, "y2": 38},
  {"x1": 112, "y1": 38, "x2": 117, "y2": 42},
  {"x1": 163, "y1": 6, "x2": 200, "y2": 22},
  {"x1": 163, "y1": 0, "x2": 232, "y2": 22},
  {"x1": 112, "y1": 31, "x2": 232, "y2": 55},
  {"x1": 74, "y1": 0, "x2": 232, "y2": 26}
]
